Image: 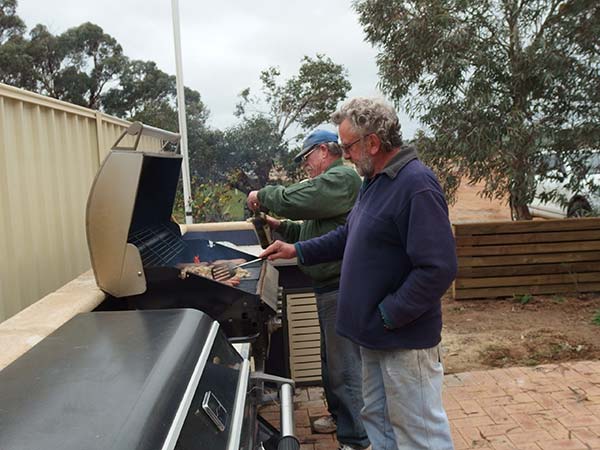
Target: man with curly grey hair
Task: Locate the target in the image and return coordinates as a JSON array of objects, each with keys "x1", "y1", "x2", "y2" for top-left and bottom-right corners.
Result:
[{"x1": 260, "y1": 97, "x2": 457, "y2": 450}]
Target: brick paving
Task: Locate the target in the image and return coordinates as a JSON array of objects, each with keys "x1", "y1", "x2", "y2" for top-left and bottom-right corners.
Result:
[{"x1": 262, "y1": 361, "x2": 600, "y2": 450}]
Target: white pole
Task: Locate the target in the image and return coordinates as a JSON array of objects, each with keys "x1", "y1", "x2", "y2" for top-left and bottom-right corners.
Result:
[{"x1": 171, "y1": 0, "x2": 193, "y2": 224}]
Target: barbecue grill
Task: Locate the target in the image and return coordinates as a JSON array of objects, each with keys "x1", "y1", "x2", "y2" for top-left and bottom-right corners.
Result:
[
  {"x1": 86, "y1": 123, "x2": 280, "y2": 364},
  {"x1": 0, "y1": 309, "x2": 299, "y2": 450}
]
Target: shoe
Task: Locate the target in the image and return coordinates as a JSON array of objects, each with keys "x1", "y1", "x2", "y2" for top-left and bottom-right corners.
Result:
[
  {"x1": 338, "y1": 445, "x2": 371, "y2": 450},
  {"x1": 312, "y1": 415, "x2": 336, "y2": 433}
]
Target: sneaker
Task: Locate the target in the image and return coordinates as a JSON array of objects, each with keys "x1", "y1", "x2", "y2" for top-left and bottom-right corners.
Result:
[{"x1": 312, "y1": 415, "x2": 336, "y2": 433}]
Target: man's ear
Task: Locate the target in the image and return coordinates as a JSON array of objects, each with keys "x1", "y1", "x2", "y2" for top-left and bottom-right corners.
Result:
[
  {"x1": 320, "y1": 144, "x2": 328, "y2": 158},
  {"x1": 367, "y1": 134, "x2": 381, "y2": 155}
]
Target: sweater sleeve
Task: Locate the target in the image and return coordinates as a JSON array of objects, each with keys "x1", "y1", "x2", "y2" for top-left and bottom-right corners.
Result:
[
  {"x1": 257, "y1": 167, "x2": 360, "y2": 220},
  {"x1": 378, "y1": 190, "x2": 457, "y2": 329},
  {"x1": 296, "y1": 221, "x2": 348, "y2": 265}
]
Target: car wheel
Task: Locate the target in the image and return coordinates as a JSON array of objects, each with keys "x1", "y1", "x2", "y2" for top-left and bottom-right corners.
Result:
[{"x1": 567, "y1": 199, "x2": 591, "y2": 217}]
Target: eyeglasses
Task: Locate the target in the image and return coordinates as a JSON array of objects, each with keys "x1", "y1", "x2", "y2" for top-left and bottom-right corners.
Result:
[
  {"x1": 339, "y1": 135, "x2": 369, "y2": 153},
  {"x1": 301, "y1": 145, "x2": 318, "y2": 162}
]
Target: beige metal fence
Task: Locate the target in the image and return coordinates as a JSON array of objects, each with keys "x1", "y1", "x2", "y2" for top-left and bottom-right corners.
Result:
[{"x1": 0, "y1": 83, "x2": 163, "y2": 322}]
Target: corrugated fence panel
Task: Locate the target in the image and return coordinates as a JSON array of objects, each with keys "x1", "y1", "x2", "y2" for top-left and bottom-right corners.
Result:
[{"x1": 0, "y1": 84, "x2": 165, "y2": 322}]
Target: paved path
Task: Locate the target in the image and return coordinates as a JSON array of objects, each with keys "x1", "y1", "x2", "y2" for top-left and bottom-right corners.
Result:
[{"x1": 262, "y1": 361, "x2": 600, "y2": 450}]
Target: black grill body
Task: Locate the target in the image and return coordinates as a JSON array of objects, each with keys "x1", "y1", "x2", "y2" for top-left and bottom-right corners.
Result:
[{"x1": 0, "y1": 309, "x2": 295, "y2": 450}]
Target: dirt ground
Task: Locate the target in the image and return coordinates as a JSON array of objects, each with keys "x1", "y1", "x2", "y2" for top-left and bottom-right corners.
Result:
[{"x1": 442, "y1": 181, "x2": 600, "y2": 373}]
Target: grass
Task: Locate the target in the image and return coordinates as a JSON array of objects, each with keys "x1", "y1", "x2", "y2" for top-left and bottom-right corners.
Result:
[
  {"x1": 592, "y1": 310, "x2": 600, "y2": 326},
  {"x1": 513, "y1": 293, "x2": 533, "y2": 305}
]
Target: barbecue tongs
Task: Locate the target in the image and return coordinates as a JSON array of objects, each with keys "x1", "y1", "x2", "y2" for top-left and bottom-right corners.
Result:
[{"x1": 211, "y1": 257, "x2": 265, "y2": 281}]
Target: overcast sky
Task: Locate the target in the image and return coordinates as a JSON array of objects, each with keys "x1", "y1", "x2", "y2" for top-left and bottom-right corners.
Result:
[{"x1": 17, "y1": 0, "x2": 420, "y2": 138}]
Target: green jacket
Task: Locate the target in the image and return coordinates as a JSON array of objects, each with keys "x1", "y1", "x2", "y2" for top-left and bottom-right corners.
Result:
[{"x1": 258, "y1": 159, "x2": 361, "y2": 288}]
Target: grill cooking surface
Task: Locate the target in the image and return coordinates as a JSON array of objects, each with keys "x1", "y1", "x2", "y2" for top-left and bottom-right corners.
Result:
[{"x1": 129, "y1": 224, "x2": 185, "y2": 266}]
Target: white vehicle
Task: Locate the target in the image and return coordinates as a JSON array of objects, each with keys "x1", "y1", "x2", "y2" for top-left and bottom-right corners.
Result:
[{"x1": 528, "y1": 153, "x2": 600, "y2": 219}]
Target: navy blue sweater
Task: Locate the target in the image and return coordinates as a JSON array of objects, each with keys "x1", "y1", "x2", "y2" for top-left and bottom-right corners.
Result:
[{"x1": 296, "y1": 155, "x2": 457, "y2": 350}]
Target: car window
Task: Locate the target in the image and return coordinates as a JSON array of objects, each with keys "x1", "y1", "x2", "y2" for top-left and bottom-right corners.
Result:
[{"x1": 540, "y1": 154, "x2": 566, "y2": 175}]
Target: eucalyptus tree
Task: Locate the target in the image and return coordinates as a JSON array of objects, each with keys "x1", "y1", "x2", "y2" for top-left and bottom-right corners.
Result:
[
  {"x1": 0, "y1": 0, "x2": 34, "y2": 89},
  {"x1": 232, "y1": 54, "x2": 351, "y2": 188},
  {"x1": 236, "y1": 54, "x2": 352, "y2": 143},
  {"x1": 59, "y1": 22, "x2": 127, "y2": 108},
  {"x1": 0, "y1": 0, "x2": 24, "y2": 44},
  {"x1": 8, "y1": 22, "x2": 126, "y2": 108},
  {"x1": 356, "y1": 0, "x2": 600, "y2": 219}
]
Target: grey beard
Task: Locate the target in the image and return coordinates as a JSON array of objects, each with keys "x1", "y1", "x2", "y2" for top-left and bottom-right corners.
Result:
[{"x1": 355, "y1": 155, "x2": 374, "y2": 178}]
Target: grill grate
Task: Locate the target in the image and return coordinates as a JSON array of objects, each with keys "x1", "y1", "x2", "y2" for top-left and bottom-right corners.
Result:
[{"x1": 128, "y1": 224, "x2": 185, "y2": 267}]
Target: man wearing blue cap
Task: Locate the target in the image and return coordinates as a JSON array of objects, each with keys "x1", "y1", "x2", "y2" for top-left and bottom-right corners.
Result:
[
  {"x1": 247, "y1": 129, "x2": 369, "y2": 450},
  {"x1": 258, "y1": 99, "x2": 456, "y2": 450}
]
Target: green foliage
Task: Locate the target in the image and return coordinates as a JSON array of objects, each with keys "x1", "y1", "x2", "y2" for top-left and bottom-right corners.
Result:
[
  {"x1": 592, "y1": 310, "x2": 600, "y2": 327},
  {"x1": 231, "y1": 54, "x2": 351, "y2": 189},
  {"x1": 223, "y1": 116, "x2": 287, "y2": 190},
  {"x1": 0, "y1": 34, "x2": 34, "y2": 89},
  {"x1": 59, "y1": 22, "x2": 126, "y2": 108},
  {"x1": 0, "y1": 0, "x2": 24, "y2": 45},
  {"x1": 236, "y1": 54, "x2": 351, "y2": 143},
  {"x1": 103, "y1": 60, "x2": 173, "y2": 127},
  {"x1": 0, "y1": 19, "x2": 126, "y2": 108},
  {"x1": 412, "y1": 129, "x2": 461, "y2": 205},
  {"x1": 173, "y1": 180, "x2": 245, "y2": 223},
  {"x1": 513, "y1": 293, "x2": 533, "y2": 305},
  {"x1": 355, "y1": 0, "x2": 600, "y2": 219}
]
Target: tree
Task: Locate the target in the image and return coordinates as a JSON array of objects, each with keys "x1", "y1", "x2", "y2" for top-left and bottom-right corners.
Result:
[
  {"x1": 102, "y1": 60, "x2": 178, "y2": 127},
  {"x1": 0, "y1": 35, "x2": 35, "y2": 89},
  {"x1": 25, "y1": 24, "x2": 67, "y2": 98},
  {"x1": 0, "y1": 0, "x2": 24, "y2": 45},
  {"x1": 0, "y1": 0, "x2": 35, "y2": 89},
  {"x1": 236, "y1": 54, "x2": 351, "y2": 143},
  {"x1": 59, "y1": 22, "x2": 127, "y2": 108},
  {"x1": 223, "y1": 116, "x2": 288, "y2": 191},
  {"x1": 11, "y1": 22, "x2": 126, "y2": 108},
  {"x1": 355, "y1": 0, "x2": 600, "y2": 219},
  {"x1": 103, "y1": 59, "x2": 208, "y2": 128},
  {"x1": 230, "y1": 54, "x2": 351, "y2": 190}
]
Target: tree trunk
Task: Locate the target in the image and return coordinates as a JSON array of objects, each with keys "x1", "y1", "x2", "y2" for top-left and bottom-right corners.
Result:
[{"x1": 509, "y1": 194, "x2": 532, "y2": 221}]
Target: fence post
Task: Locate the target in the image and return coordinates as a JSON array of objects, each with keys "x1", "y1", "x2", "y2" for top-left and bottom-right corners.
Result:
[{"x1": 94, "y1": 111, "x2": 104, "y2": 168}]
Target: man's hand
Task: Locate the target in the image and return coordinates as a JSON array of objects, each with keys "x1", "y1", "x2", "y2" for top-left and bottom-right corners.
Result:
[
  {"x1": 259, "y1": 240, "x2": 297, "y2": 261},
  {"x1": 265, "y1": 215, "x2": 281, "y2": 230},
  {"x1": 247, "y1": 191, "x2": 260, "y2": 211}
]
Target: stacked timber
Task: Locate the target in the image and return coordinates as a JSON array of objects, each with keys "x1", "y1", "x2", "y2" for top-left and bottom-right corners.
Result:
[{"x1": 453, "y1": 218, "x2": 600, "y2": 300}]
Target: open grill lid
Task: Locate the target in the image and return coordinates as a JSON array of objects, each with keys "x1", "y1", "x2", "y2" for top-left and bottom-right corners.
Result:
[{"x1": 86, "y1": 122, "x2": 184, "y2": 297}]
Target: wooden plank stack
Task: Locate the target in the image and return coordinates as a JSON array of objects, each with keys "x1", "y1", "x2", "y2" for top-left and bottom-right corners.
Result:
[{"x1": 453, "y1": 218, "x2": 600, "y2": 300}]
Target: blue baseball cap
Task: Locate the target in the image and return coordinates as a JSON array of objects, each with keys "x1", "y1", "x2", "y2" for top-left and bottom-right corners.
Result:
[{"x1": 294, "y1": 129, "x2": 339, "y2": 163}]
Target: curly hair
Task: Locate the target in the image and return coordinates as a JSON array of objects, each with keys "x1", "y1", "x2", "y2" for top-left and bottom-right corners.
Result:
[{"x1": 331, "y1": 97, "x2": 403, "y2": 152}]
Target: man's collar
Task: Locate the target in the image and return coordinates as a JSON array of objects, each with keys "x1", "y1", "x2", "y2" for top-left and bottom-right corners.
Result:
[
  {"x1": 380, "y1": 145, "x2": 419, "y2": 179},
  {"x1": 324, "y1": 158, "x2": 344, "y2": 173}
]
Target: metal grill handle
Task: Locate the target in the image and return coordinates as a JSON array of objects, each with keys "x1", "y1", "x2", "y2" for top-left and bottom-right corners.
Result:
[{"x1": 112, "y1": 121, "x2": 181, "y2": 151}]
